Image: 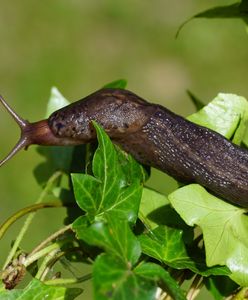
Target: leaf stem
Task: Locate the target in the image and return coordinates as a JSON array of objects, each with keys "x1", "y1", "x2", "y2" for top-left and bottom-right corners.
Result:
[
  {"x1": 39, "y1": 251, "x2": 65, "y2": 281},
  {"x1": 186, "y1": 275, "x2": 203, "y2": 300},
  {"x1": 35, "y1": 247, "x2": 62, "y2": 280},
  {"x1": 232, "y1": 287, "x2": 248, "y2": 300},
  {"x1": 0, "y1": 200, "x2": 65, "y2": 240},
  {"x1": 26, "y1": 226, "x2": 75, "y2": 280},
  {"x1": 24, "y1": 242, "x2": 62, "y2": 268},
  {"x1": 2, "y1": 171, "x2": 63, "y2": 270},
  {"x1": 29, "y1": 224, "x2": 72, "y2": 256},
  {"x1": 44, "y1": 273, "x2": 92, "y2": 286}
]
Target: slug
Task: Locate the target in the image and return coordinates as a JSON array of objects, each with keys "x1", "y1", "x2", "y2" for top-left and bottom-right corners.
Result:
[{"x1": 0, "y1": 88, "x2": 247, "y2": 207}]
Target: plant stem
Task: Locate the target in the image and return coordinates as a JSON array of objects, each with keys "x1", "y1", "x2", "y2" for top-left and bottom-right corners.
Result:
[
  {"x1": 0, "y1": 200, "x2": 64, "y2": 240},
  {"x1": 232, "y1": 287, "x2": 248, "y2": 300},
  {"x1": 44, "y1": 273, "x2": 92, "y2": 286},
  {"x1": 186, "y1": 275, "x2": 203, "y2": 300},
  {"x1": 2, "y1": 171, "x2": 63, "y2": 270},
  {"x1": 24, "y1": 242, "x2": 62, "y2": 268},
  {"x1": 35, "y1": 248, "x2": 61, "y2": 280},
  {"x1": 39, "y1": 251, "x2": 65, "y2": 281},
  {"x1": 29, "y1": 224, "x2": 72, "y2": 256}
]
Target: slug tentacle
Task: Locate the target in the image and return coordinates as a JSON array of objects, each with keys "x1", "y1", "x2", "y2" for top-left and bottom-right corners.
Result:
[
  {"x1": 0, "y1": 96, "x2": 76, "y2": 167},
  {"x1": 0, "y1": 136, "x2": 28, "y2": 168},
  {"x1": 0, "y1": 95, "x2": 28, "y2": 129},
  {"x1": 0, "y1": 95, "x2": 30, "y2": 167},
  {"x1": 0, "y1": 88, "x2": 248, "y2": 207}
]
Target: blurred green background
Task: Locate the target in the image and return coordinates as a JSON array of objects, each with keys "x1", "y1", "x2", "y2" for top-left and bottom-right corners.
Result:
[{"x1": 0, "y1": 0, "x2": 247, "y2": 298}]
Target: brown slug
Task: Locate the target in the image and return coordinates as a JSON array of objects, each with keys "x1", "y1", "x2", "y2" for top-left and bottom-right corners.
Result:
[{"x1": 0, "y1": 88, "x2": 247, "y2": 207}]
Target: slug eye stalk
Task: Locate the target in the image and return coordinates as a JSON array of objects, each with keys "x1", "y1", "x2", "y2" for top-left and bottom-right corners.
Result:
[
  {"x1": 0, "y1": 95, "x2": 77, "y2": 167},
  {"x1": 0, "y1": 95, "x2": 30, "y2": 167}
]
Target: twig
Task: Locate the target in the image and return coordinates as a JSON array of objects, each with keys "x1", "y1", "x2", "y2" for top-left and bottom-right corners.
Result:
[
  {"x1": 35, "y1": 248, "x2": 61, "y2": 280},
  {"x1": 2, "y1": 171, "x2": 63, "y2": 269},
  {"x1": 29, "y1": 224, "x2": 72, "y2": 256},
  {"x1": 39, "y1": 251, "x2": 65, "y2": 281},
  {"x1": 231, "y1": 287, "x2": 248, "y2": 300},
  {"x1": 24, "y1": 242, "x2": 62, "y2": 268},
  {"x1": 186, "y1": 274, "x2": 203, "y2": 300},
  {"x1": 0, "y1": 200, "x2": 65, "y2": 240},
  {"x1": 44, "y1": 273, "x2": 92, "y2": 285}
]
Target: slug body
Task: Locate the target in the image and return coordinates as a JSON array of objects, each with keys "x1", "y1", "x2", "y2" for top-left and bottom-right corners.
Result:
[{"x1": 0, "y1": 89, "x2": 248, "y2": 207}]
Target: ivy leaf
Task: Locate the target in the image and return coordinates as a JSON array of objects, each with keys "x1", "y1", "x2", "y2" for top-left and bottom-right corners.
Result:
[
  {"x1": 134, "y1": 263, "x2": 186, "y2": 300},
  {"x1": 205, "y1": 276, "x2": 238, "y2": 300},
  {"x1": 103, "y1": 79, "x2": 127, "y2": 89},
  {"x1": 176, "y1": 1, "x2": 248, "y2": 37},
  {"x1": 186, "y1": 90, "x2": 205, "y2": 111},
  {"x1": 139, "y1": 188, "x2": 187, "y2": 231},
  {"x1": 139, "y1": 188, "x2": 170, "y2": 230},
  {"x1": 34, "y1": 87, "x2": 74, "y2": 185},
  {"x1": 0, "y1": 278, "x2": 82, "y2": 300},
  {"x1": 72, "y1": 122, "x2": 146, "y2": 223},
  {"x1": 74, "y1": 217, "x2": 141, "y2": 266},
  {"x1": 74, "y1": 215, "x2": 186, "y2": 300},
  {"x1": 168, "y1": 184, "x2": 248, "y2": 286},
  {"x1": 75, "y1": 216, "x2": 155, "y2": 299},
  {"x1": 45, "y1": 87, "x2": 70, "y2": 118},
  {"x1": 93, "y1": 254, "x2": 157, "y2": 300},
  {"x1": 116, "y1": 149, "x2": 150, "y2": 183},
  {"x1": 189, "y1": 3, "x2": 241, "y2": 19},
  {"x1": 139, "y1": 225, "x2": 229, "y2": 277},
  {"x1": 93, "y1": 255, "x2": 186, "y2": 300},
  {"x1": 188, "y1": 93, "x2": 248, "y2": 144},
  {"x1": 43, "y1": 87, "x2": 72, "y2": 169},
  {"x1": 243, "y1": 127, "x2": 248, "y2": 147}
]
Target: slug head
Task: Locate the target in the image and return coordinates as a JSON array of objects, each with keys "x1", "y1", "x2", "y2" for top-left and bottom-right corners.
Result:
[
  {"x1": 48, "y1": 88, "x2": 154, "y2": 141},
  {"x1": 0, "y1": 89, "x2": 154, "y2": 167}
]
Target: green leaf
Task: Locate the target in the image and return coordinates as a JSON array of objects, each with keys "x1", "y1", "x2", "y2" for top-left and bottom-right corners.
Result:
[
  {"x1": 240, "y1": 0, "x2": 248, "y2": 12},
  {"x1": 139, "y1": 188, "x2": 187, "y2": 231},
  {"x1": 243, "y1": 126, "x2": 248, "y2": 147},
  {"x1": 74, "y1": 215, "x2": 185, "y2": 299},
  {"x1": 168, "y1": 184, "x2": 248, "y2": 286},
  {"x1": 72, "y1": 122, "x2": 145, "y2": 223},
  {"x1": 186, "y1": 90, "x2": 205, "y2": 111},
  {"x1": 103, "y1": 79, "x2": 127, "y2": 89},
  {"x1": 139, "y1": 225, "x2": 229, "y2": 277},
  {"x1": 134, "y1": 263, "x2": 186, "y2": 300},
  {"x1": 189, "y1": 3, "x2": 241, "y2": 19},
  {"x1": 74, "y1": 216, "x2": 185, "y2": 299},
  {"x1": 35, "y1": 146, "x2": 74, "y2": 176},
  {"x1": 93, "y1": 255, "x2": 186, "y2": 300},
  {"x1": 45, "y1": 87, "x2": 70, "y2": 117},
  {"x1": 72, "y1": 175, "x2": 101, "y2": 216},
  {"x1": 188, "y1": 93, "x2": 248, "y2": 144},
  {"x1": 0, "y1": 278, "x2": 82, "y2": 300},
  {"x1": 205, "y1": 276, "x2": 238, "y2": 300},
  {"x1": 139, "y1": 188, "x2": 170, "y2": 230},
  {"x1": 176, "y1": 2, "x2": 248, "y2": 37},
  {"x1": 34, "y1": 87, "x2": 74, "y2": 185},
  {"x1": 116, "y1": 149, "x2": 149, "y2": 183},
  {"x1": 189, "y1": 0, "x2": 248, "y2": 22},
  {"x1": 74, "y1": 213, "x2": 186, "y2": 299},
  {"x1": 73, "y1": 216, "x2": 141, "y2": 266},
  {"x1": 93, "y1": 254, "x2": 157, "y2": 300}
]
